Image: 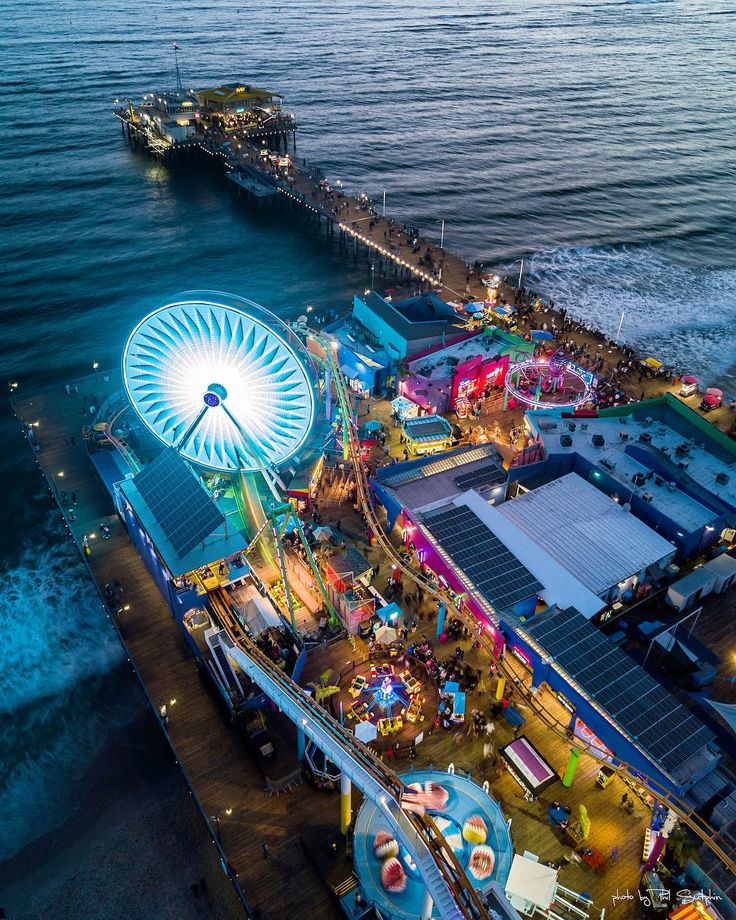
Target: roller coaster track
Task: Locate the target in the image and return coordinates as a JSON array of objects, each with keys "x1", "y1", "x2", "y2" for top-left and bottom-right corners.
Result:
[
  {"x1": 206, "y1": 588, "x2": 491, "y2": 920},
  {"x1": 103, "y1": 404, "x2": 142, "y2": 474},
  {"x1": 321, "y1": 339, "x2": 736, "y2": 878}
]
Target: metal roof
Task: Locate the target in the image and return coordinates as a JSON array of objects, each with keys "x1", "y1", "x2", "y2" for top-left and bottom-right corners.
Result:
[
  {"x1": 524, "y1": 607, "x2": 714, "y2": 774},
  {"x1": 403, "y1": 415, "x2": 453, "y2": 443},
  {"x1": 133, "y1": 448, "x2": 224, "y2": 557},
  {"x1": 421, "y1": 503, "x2": 543, "y2": 611},
  {"x1": 378, "y1": 445, "x2": 506, "y2": 514},
  {"x1": 497, "y1": 473, "x2": 675, "y2": 595}
]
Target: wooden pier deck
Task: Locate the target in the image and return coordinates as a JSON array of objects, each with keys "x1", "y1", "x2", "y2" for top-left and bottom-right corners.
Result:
[
  {"x1": 13, "y1": 375, "x2": 342, "y2": 920},
  {"x1": 304, "y1": 626, "x2": 650, "y2": 919}
]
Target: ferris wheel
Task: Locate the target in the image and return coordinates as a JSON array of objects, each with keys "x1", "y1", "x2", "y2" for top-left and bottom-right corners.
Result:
[{"x1": 122, "y1": 292, "x2": 316, "y2": 475}]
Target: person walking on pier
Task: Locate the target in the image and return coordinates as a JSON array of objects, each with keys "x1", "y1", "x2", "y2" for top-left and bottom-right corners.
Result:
[{"x1": 261, "y1": 843, "x2": 269, "y2": 859}]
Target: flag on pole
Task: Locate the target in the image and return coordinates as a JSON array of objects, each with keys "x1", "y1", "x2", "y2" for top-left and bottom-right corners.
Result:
[{"x1": 172, "y1": 41, "x2": 180, "y2": 50}]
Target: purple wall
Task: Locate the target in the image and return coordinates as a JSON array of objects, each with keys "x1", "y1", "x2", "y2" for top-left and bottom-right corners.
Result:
[{"x1": 403, "y1": 510, "x2": 506, "y2": 657}]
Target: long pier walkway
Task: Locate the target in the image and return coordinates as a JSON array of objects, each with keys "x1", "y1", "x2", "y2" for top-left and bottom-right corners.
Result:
[{"x1": 13, "y1": 375, "x2": 342, "y2": 920}]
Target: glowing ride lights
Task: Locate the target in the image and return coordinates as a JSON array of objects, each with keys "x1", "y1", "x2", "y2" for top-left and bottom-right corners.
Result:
[
  {"x1": 504, "y1": 355, "x2": 594, "y2": 411},
  {"x1": 122, "y1": 293, "x2": 316, "y2": 473}
]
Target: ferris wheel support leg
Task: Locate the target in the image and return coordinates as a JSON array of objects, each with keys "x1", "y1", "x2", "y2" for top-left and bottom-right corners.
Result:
[
  {"x1": 273, "y1": 525, "x2": 300, "y2": 637},
  {"x1": 340, "y1": 772, "x2": 352, "y2": 835}
]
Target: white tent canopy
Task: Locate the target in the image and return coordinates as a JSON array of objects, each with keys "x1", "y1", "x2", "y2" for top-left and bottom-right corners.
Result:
[
  {"x1": 375, "y1": 624, "x2": 398, "y2": 645},
  {"x1": 505, "y1": 854, "x2": 558, "y2": 911},
  {"x1": 354, "y1": 721, "x2": 378, "y2": 743}
]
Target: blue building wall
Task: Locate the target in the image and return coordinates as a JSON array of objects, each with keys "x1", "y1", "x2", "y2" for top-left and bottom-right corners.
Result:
[
  {"x1": 353, "y1": 295, "x2": 410, "y2": 360},
  {"x1": 322, "y1": 318, "x2": 391, "y2": 397},
  {"x1": 499, "y1": 619, "x2": 714, "y2": 796}
]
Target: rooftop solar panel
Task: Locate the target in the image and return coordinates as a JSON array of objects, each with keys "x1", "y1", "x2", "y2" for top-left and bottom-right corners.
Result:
[
  {"x1": 133, "y1": 449, "x2": 225, "y2": 558},
  {"x1": 421, "y1": 504, "x2": 543, "y2": 611},
  {"x1": 524, "y1": 607, "x2": 714, "y2": 773},
  {"x1": 454, "y1": 463, "x2": 505, "y2": 491}
]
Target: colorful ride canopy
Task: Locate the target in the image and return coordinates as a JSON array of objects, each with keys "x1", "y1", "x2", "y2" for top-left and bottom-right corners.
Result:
[{"x1": 123, "y1": 291, "x2": 315, "y2": 472}]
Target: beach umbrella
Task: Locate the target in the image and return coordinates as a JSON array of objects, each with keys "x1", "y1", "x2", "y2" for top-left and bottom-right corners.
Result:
[
  {"x1": 702, "y1": 394, "x2": 721, "y2": 407},
  {"x1": 531, "y1": 329, "x2": 555, "y2": 341},
  {"x1": 313, "y1": 526, "x2": 334, "y2": 542},
  {"x1": 375, "y1": 625, "x2": 398, "y2": 645},
  {"x1": 705, "y1": 387, "x2": 723, "y2": 397},
  {"x1": 681, "y1": 375, "x2": 698, "y2": 385},
  {"x1": 364, "y1": 419, "x2": 382, "y2": 432}
]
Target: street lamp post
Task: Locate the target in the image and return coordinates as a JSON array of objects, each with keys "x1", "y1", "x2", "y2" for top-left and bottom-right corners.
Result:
[
  {"x1": 440, "y1": 219, "x2": 445, "y2": 250},
  {"x1": 370, "y1": 264, "x2": 375, "y2": 292},
  {"x1": 211, "y1": 807, "x2": 232, "y2": 842},
  {"x1": 51, "y1": 470, "x2": 64, "y2": 498}
]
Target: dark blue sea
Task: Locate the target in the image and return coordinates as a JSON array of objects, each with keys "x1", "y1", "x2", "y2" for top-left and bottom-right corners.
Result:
[{"x1": 1, "y1": 0, "x2": 734, "y2": 887}]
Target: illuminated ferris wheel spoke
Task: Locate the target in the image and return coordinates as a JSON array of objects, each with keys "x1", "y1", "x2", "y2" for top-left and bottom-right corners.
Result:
[{"x1": 123, "y1": 294, "x2": 316, "y2": 474}]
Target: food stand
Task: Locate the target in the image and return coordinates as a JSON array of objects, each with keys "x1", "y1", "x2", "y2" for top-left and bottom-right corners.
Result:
[
  {"x1": 441, "y1": 680, "x2": 466, "y2": 723},
  {"x1": 402, "y1": 414, "x2": 454, "y2": 456},
  {"x1": 499, "y1": 737, "x2": 558, "y2": 800}
]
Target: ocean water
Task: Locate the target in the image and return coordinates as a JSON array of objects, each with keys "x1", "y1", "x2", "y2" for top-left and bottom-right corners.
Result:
[{"x1": 1, "y1": 0, "x2": 734, "y2": 867}]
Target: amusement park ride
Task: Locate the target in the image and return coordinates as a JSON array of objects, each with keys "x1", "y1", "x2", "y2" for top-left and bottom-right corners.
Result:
[
  {"x1": 121, "y1": 292, "x2": 495, "y2": 920},
  {"x1": 122, "y1": 291, "x2": 344, "y2": 633}
]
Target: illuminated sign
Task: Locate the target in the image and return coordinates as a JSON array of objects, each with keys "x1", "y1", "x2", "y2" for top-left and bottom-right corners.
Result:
[
  {"x1": 511, "y1": 646, "x2": 532, "y2": 668},
  {"x1": 555, "y1": 691, "x2": 575, "y2": 714}
]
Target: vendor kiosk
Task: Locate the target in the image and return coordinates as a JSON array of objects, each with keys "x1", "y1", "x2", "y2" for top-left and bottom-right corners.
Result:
[{"x1": 499, "y1": 737, "x2": 558, "y2": 800}]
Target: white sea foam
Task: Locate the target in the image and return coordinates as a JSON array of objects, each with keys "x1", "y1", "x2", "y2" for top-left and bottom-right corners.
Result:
[
  {"x1": 0, "y1": 534, "x2": 135, "y2": 860},
  {"x1": 526, "y1": 246, "x2": 736, "y2": 388}
]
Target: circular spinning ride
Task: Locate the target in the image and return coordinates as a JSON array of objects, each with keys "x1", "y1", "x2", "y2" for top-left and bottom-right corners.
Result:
[
  {"x1": 122, "y1": 292, "x2": 316, "y2": 473},
  {"x1": 505, "y1": 354, "x2": 594, "y2": 411},
  {"x1": 353, "y1": 769, "x2": 513, "y2": 919}
]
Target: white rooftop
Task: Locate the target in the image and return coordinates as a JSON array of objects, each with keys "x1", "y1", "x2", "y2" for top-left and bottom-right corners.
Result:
[
  {"x1": 406, "y1": 332, "x2": 498, "y2": 378},
  {"x1": 529, "y1": 411, "x2": 735, "y2": 533},
  {"x1": 457, "y1": 491, "x2": 606, "y2": 619},
  {"x1": 505, "y1": 855, "x2": 558, "y2": 911},
  {"x1": 497, "y1": 473, "x2": 676, "y2": 596}
]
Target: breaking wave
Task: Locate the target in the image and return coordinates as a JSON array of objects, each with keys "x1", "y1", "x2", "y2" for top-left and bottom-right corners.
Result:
[
  {"x1": 0, "y1": 531, "x2": 137, "y2": 860},
  {"x1": 526, "y1": 245, "x2": 736, "y2": 388}
]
